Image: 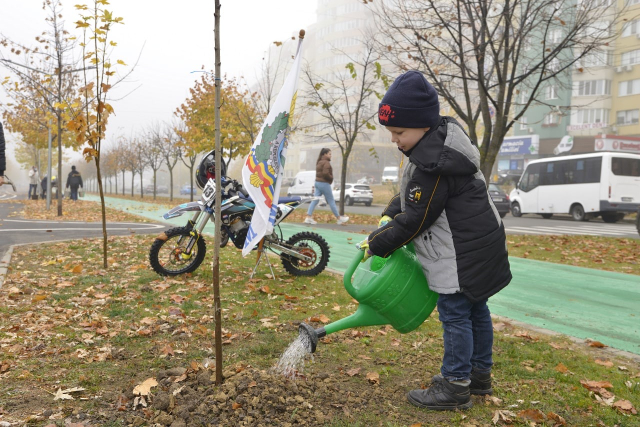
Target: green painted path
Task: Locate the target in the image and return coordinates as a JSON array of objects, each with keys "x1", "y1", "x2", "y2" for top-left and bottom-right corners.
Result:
[{"x1": 89, "y1": 195, "x2": 640, "y2": 355}]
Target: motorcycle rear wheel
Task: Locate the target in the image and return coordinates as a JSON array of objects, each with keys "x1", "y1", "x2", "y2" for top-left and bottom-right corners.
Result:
[
  {"x1": 280, "y1": 231, "x2": 330, "y2": 276},
  {"x1": 149, "y1": 227, "x2": 206, "y2": 276}
]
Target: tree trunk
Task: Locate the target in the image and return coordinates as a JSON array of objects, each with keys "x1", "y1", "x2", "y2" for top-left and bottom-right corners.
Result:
[
  {"x1": 95, "y1": 157, "x2": 108, "y2": 268},
  {"x1": 130, "y1": 173, "x2": 134, "y2": 197},
  {"x1": 169, "y1": 168, "x2": 174, "y2": 202}
]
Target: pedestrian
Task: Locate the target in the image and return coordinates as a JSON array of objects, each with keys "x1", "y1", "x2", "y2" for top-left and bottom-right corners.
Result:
[
  {"x1": 28, "y1": 166, "x2": 40, "y2": 199},
  {"x1": 41, "y1": 174, "x2": 48, "y2": 199},
  {"x1": 304, "y1": 148, "x2": 349, "y2": 225},
  {"x1": 358, "y1": 70, "x2": 512, "y2": 411},
  {"x1": 0, "y1": 121, "x2": 6, "y2": 187},
  {"x1": 65, "y1": 165, "x2": 83, "y2": 201}
]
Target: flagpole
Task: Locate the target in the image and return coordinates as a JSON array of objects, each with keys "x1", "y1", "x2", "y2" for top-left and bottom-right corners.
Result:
[{"x1": 212, "y1": 0, "x2": 223, "y2": 386}]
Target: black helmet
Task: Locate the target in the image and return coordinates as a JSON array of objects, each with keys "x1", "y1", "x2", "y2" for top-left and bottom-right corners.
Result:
[{"x1": 196, "y1": 150, "x2": 227, "y2": 189}]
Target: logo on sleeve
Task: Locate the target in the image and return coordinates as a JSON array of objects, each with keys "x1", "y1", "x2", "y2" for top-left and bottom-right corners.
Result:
[{"x1": 407, "y1": 186, "x2": 422, "y2": 203}]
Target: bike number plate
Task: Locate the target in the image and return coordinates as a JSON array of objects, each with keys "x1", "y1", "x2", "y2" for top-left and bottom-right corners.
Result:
[{"x1": 202, "y1": 180, "x2": 217, "y2": 204}]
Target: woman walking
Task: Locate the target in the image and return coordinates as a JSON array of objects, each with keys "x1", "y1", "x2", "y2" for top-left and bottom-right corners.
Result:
[{"x1": 305, "y1": 148, "x2": 349, "y2": 225}]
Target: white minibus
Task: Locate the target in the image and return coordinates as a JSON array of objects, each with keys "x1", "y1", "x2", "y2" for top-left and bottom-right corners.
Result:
[{"x1": 509, "y1": 152, "x2": 640, "y2": 222}]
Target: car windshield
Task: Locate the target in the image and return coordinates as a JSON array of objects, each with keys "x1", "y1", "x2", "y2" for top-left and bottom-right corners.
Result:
[
  {"x1": 354, "y1": 185, "x2": 370, "y2": 191},
  {"x1": 488, "y1": 184, "x2": 502, "y2": 193}
]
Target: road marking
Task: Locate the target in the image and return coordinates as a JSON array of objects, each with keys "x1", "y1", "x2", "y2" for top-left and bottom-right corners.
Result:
[
  {"x1": 506, "y1": 226, "x2": 634, "y2": 237},
  {"x1": 0, "y1": 224, "x2": 165, "y2": 232}
]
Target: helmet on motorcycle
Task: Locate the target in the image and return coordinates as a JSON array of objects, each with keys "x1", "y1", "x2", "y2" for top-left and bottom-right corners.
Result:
[{"x1": 196, "y1": 150, "x2": 227, "y2": 189}]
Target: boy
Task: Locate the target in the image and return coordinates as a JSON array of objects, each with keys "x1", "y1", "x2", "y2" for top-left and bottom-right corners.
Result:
[{"x1": 359, "y1": 71, "x2": 512, "y2": 410}]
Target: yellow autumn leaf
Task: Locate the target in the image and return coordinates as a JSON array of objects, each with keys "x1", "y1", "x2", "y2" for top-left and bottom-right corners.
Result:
[{"x1": 72, "y1": 264, "x2": 83, "y2": 274}]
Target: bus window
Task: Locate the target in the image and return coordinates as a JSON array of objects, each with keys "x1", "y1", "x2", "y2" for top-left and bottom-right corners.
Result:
[
  {"x1": 585, "y1": 157, "x2": 602, "y2": 182},
  {"x1": 612, "y1": 157, "x2": 640, "y2": 177},
  {"x1": 540, "y1": 162, "x2": 554, "y2": 185},
  {"x1": 519, "y1": 163, "x2": 540, "y2": 192}
]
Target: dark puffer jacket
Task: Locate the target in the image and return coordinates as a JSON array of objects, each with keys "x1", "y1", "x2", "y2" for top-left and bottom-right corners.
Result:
[{"x1": 368, "y1": 117, "x2": 511, "y2": 302}]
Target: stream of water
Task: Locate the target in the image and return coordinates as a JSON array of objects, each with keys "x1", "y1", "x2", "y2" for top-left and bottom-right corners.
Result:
[{"x1": 273, "y1": 333, "x2": 314, "y2": 380}]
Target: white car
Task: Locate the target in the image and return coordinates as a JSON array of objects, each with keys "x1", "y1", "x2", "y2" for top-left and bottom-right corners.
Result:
[{"x1": 333, "y1": 183, "x2": 373, "y2": 206}]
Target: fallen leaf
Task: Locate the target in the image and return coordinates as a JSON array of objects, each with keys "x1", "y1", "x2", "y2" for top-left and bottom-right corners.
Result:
[
  {"x1": 580, "y1": 380, "x2": 613, "y2": 391},
  {"x1": 594, "y1": 359, "x2": 614, "y2": 368},
  {"x1": 133, "y1": 378, "x2": 158, "y2": 396},
  {"x1": 366, "y1": 372, "x2": 380, "y2": 385},
  {"x1": 612, "y1": 399, "x2": 637, "y2": 414},
  {"x1": 53, "y1": 387, "x2": 85, "y2": 401},
  {"x1": 518, "y1": 408, "x2": 546, "y2": 423},
  {"x1": 232, "y1": 402, "x2": 242, "y2": 410},
  {"x1": 555, "y1": 363, "x2": 569, "y2": 373},
  {"x1": 493, "y1": 322, "x2": 506, "y2": 331},
  {"x1": 345, "y1": 368, "x2": 361, "y2": 377},
  {"x1": 588, "y1": 340, "x2": 606, "y2": 348},
  {"x1": 71, "y1": 264, "x2": 83, "y2": 274},
  {"x1": 484, "y1": 395, "x2": 503, "y2": 405},
  {"x1": 546, "y1": 411, "x2": 567, "y2": 426},
  {"x1": 258, "y1": 286, "x2": 271, "y2": 294},
  {"x1": 492, "y1": 409, "x2": 516, "y2": 425}
]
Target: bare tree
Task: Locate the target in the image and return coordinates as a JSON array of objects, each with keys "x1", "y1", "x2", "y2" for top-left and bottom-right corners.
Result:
[
  {"x1": 160, "y1": 122, "x2": 181, "y2": 201},
  {"x1": 132, "y1": 139, "x2": 148, "y2": 198},
  {"x1": 370, "y1": 0, "x2": 628, "y2": 179},
  {"x1": 144, "y1": 124, "x2": 165, "y2": 200},
  {"x1": 304, "y1": 42, "x2": 388, "y2": 214}
]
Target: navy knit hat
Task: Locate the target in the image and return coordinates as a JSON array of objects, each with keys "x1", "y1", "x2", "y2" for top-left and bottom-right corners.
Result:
[{"x1": 378, "y1": 71, "x2": 440, "y2": 128}]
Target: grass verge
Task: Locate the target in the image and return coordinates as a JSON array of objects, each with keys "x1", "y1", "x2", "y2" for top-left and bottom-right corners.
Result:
[{"x1": 0, "y1": 234, "x2": 638, "y2": 426}]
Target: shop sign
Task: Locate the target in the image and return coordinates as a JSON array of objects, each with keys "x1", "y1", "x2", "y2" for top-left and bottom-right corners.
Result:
[
  {"x1": 595, "y1": 137, "x2": 640, "y2": 153},
  {"x1": 566, "y1": 123, "x2": 606, "y2": 131},
  {"x1": 499, "y1": 135, "x2": 540, "y2": 155}
]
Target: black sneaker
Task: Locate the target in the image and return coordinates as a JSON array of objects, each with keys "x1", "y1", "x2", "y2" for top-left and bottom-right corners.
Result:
[
  {"x1": 407, "y1": 379, "x2": 472, "y2": 411},
  {"x1": 469, "y1": 370, "x2": 493, "y2": 395},
  {"x1": 432, "y1": 371, "x2": 493, "y2": 396}
]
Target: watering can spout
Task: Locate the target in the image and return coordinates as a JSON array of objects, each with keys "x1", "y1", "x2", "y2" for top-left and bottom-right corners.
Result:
[{"x1": 298, "y1": 323, "x2": 326, "y2": 353}]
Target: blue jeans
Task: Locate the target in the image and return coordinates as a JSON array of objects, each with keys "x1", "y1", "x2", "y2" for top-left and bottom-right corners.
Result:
[
  {"x1": 28, "y1": 184, "x2": 37, "y2": 199},
  {"x1": 437, "y1": 293, "x2": 493, "y2": 381},
  {"x1": 69, "y1": 187, "x2": 79, "y2": 201},
  {"x1": 307, "y1": 181, "x2": 339, "y2": 217}
]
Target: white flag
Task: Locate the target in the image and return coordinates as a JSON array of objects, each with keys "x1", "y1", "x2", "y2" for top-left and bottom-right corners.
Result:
[{"x1": 241, "y1": 38, "x2": 304, "y2": 256}]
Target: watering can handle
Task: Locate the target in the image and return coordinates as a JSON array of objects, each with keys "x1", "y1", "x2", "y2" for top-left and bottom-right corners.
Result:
[{"x1": 343, "y1": 250, "x2": 364, "y2": 299}]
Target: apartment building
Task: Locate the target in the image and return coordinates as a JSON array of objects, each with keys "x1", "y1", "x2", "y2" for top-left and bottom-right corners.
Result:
[{"x1": 505, "y1": 0, "x2": 640, "y2": 179}]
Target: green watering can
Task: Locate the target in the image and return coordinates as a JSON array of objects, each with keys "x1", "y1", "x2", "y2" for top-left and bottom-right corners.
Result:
[{"x1": 299, "y1": 242, "x2": 439, "y2": 353}]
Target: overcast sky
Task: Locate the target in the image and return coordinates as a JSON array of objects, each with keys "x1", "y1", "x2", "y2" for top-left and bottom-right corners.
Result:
[{"x1": 0, "y1": 0, "x2": 317, "y2": 161}]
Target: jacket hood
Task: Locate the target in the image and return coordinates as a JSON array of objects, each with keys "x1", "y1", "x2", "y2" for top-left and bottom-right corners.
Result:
[{"x1": 408, "y1": 116, "x2": 480, "y2": 176}]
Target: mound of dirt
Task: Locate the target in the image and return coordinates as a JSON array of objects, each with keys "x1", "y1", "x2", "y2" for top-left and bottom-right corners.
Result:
[{"x1": 99, "y1": 363, "x2": 398, "y2": 426}]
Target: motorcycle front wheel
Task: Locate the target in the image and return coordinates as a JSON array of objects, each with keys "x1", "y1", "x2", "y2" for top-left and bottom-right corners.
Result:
[
  {"x1": 280, "y1": 231, "x2": 330, "y2": 276},
  {"x1": 149, "y1": 227, "x2": 207, "y2": 276}
]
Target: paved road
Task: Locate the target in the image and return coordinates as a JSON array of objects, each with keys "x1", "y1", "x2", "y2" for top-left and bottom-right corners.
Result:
[{"x1": 0, "y1": 202, "x2": 168, "y2": 262}]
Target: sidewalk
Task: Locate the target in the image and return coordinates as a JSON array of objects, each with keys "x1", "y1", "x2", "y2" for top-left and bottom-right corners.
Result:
[{"x1": 85, "y1": 195, "x2": 640, "y2": 355}]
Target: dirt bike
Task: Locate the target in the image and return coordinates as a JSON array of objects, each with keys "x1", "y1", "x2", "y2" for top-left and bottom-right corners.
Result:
[{"x1": 149, "y1": 176, "x2": 331, "y2": 277}]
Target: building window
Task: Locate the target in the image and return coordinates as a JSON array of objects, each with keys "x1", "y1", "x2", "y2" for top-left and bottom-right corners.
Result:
[
  {"x1": 543, "y1": 112, "x2": 559, "y2": 126},
  {"x1": 519, "y1": 117, "x2": 528, "y2": 130},
  {"x1": 583, "y1": 21, "x2": 611, "y2": 38},
  {"x1": 618, "y1": 79, "x2": 640, "y2": 96},
  {"x1": 622, "y1": 20, "x2": 640, "y2": 36},
  {"x1": 571, "y1": 109, "x2": 610, "y2": 124},
  {"x1": 629, "y1": 0, "x2": 640, "y2": 6},
  {"x1": 549, "y1": 58, "x2": 561, "y2": 72},
  {"x1": 549, "y1": 29, "x2": 563, "y2": 44},
  {"x1": 621, "y1": 49, "x2": 640, "y2": 66},
  {"x1": 574, "y1": 80, "x2": 611, "y2": 96},
  {"x1": 576, "y1": 50, "x2": 612, "y2": 67},
  {"x1": 546, "y1": 85, "x2": 559, "y2": 100},
  {"x1": 521, "y1": 90, "x2": 529, "y2": 104},
  {"x1": 616, "y1": 109, "x2": 640, "y2": 125}
]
